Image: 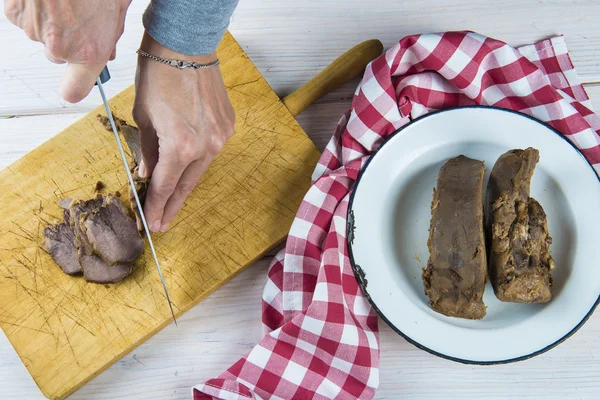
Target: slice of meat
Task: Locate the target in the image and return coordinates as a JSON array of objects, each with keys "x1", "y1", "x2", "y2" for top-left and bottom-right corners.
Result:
[
  {"x1": 423, "y1": 155, "x2": 487, "y2": 319},
  {"x1": 487, "y1": 148, "x2": 554, "y2": 303},
  {"x1": 47, "y1": 191, "x2": 142, "y2": 283},
  {"x1": 120, "y1": 124, "x2": 143, "y2": 166},
  {"x1": 43, "y1": 209, "x2": 82, "y2": 275},
  {"x1": 97, "y1": 114, "x2": 149, "y2": 233},
  {"x1": 97, "y1": 114, "x2": 142, "y2": 166},
  {"x1": 129, "y1": 167, "x2": 149, "y2": 233},
  {"x1": 81, "y1": 194, "x2": 144, "y2": 265},
  {"x1": 77, "y1": 248, "x2": 132, "y2": 284},
  {"x1": 69, "y1": 195, "x2": 104, "y2": 255}
]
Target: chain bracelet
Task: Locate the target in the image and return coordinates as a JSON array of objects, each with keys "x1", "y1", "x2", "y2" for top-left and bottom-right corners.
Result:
[{"x1": 136, "y1": 49, "x2": 220, "y2": 70}]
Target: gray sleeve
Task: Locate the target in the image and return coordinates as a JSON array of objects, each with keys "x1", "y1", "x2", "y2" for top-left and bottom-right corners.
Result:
[{"x1": 143, "y1": 0, "x2": 239, "y2": 55}]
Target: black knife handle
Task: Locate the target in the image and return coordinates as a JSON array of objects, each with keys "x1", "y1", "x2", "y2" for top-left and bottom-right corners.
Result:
[{"x1": 95, "y1": 66, "x2": 111, "y2": 85}]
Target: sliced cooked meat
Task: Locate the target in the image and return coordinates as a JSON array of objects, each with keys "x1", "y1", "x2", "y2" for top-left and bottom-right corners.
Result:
[
  {"x1": 82, "y1": 194, "x2": 144, "y2": 265},
  {"x1": 43, "y1": 209, "x2": 82, "y2": 275},
  {"x1": 97, "y1": 113, "x2": 125, "y2": 131},
  {"x1": 129, "y1": 167, "x2": 149, "y2": 232},
  {"x1": 423, "y1": 155, "x2": 487, "y2": 320},
  {"x1": 77, "y1": 248, "x2": 132, "y2": 284},
  {"x1": 487, "y1": 148, "x2": 554, "y2": 303},
  {"x1": 44, "y1": 116, "x2": 148, "y2": 284},
  {"x1": 120, "y1": 124, "x2": 143, "y2": 165},
  {"x1": 97, "y1": 113, "x2": 149, "y2": 233},
  {"x1": 69, "y1": 195, "x2": 104, "y2": 255},
  {"x1": 97, "y1": 114, "x2": 142, "y2": 165}
]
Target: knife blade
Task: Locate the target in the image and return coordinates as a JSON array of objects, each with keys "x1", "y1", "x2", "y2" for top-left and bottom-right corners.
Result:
[{"x1": 95, "y1": 67, "x2": 177, "y2": 325}]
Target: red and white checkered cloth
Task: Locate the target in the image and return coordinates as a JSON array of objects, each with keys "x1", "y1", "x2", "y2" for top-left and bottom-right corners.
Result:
[{"x1": 193, "y1": 32, "x2": 600, "y2": 400}]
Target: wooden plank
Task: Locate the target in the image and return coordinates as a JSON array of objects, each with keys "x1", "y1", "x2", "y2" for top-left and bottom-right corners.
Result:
[
  {"x1": 585, "y1": 84, "x2": 600, "y2": 111},
  {"x1": 0, "y1": 259, "x2": 271, "y2": 400},
  {"x1": 1, "y1": 0, "x2": 599, "y2": 117},
  {"x1": 0, "y1": 32, "x2": 320, "y2": 400},
  {"x1": 1, "y1": 261, "x2": 598, "y2": 400},
  {"x1": 1, "y1": 83, "x2": 596, "y2": 167},
  {"x1": 0, "y1": 114, "x2": 83, "y2": 169}
]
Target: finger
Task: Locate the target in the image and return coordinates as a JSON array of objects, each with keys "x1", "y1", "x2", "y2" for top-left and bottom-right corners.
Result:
[
  {"x1": 43, "y1": 47, "x2": 66, "y2": 64},
  {"x1": 4, "y1": 1, "x2": 21, "y2": 27},
  {"x1": 136, "y1": 124, "x2": 159, "y2": 178},
  {"x1": 143, "y1": 150, "x2": 187, "y2": 232},
  {"x1": 109, "y1": 47, "x2": 117, "y2": 61},
  {"x1": 59, "y1": 62, "x2": 106, "y2": 103},
  {"x1": 159, "y1": 158, "x2": 212, "y2": 231}
]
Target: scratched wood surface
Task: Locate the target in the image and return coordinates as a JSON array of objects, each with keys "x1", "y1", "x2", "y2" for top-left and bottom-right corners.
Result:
[
  {"x1": 1, "y1": 0, "x2": 600, "y2": 399},
  {"x1": 0, "y1": 32, "x2": 320, "y2": 400}
]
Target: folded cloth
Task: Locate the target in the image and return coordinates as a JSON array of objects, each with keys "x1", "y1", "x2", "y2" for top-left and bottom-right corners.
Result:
[{"x1": 193, "y1": 32, "x2": 600, "y2": 400}]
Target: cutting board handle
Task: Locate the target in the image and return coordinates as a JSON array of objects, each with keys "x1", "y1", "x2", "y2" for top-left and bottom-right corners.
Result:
[{"x1": 282, "y1": 39, "x2": 384, "y2": 117}]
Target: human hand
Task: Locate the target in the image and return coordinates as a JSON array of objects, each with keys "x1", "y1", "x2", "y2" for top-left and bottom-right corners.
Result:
[
  {"x1": 133, "y1": 32, "x2": 235, "y2": 232},
  {"x1": 4, "y1": 0, "x2": 131, "y2": 102}
]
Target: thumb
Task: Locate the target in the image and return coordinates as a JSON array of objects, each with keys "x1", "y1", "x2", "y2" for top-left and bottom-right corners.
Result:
[{"x1": 59, "y1": 62, "x2": 106, "y2": 103}]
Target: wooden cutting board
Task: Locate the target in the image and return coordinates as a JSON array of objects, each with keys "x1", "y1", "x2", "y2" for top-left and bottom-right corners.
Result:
[{"x1": 0, "y1": 31, "x2": 382, "y2": 399}]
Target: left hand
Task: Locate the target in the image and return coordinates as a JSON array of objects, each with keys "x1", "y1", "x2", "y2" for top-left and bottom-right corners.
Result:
[{"x1": 133, "y1": 32, "x2": 235, "y2": 232}]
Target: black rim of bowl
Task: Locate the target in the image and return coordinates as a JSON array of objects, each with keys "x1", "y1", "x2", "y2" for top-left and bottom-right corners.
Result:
[{"x1": 346, "y1": 105, "x2": 600, "y2": 365}]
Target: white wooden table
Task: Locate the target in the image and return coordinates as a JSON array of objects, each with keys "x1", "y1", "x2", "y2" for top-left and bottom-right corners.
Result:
[{"x1": 1, "y1": 1, "x2": 599, "y2": 398}]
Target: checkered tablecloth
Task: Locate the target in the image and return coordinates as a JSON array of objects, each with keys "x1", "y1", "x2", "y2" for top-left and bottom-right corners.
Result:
[{"x1": 193, "y1": 31, "x2": 600, "y2": 400}]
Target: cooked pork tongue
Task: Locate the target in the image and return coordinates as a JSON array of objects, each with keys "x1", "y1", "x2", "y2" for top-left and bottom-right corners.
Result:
[
  {"x1": 130, "y1": 167, "x2": 149, "y2": 233},
  {"x1": 82, "y1": 194, "x2": 144, "y2": 265},
  {"x1": 97, "y1": 113, "x2": 125, "y2": 132},
  {"x1": 47, "y1": 193, "x2": 142, "y2": 283},
  {"x1": 96, "y1": 114, "x2": 142, "y2": 166},
  {"x1": 423, "y1": 155, "x2": 487, "y2": 320},
  {"x1": 69, "y1": 195, "x2": 104, "y2": 255},
  {"x1": 43, "y1": 209, "x2": 82, "y2": 275},
  {"x1": 97, "y1": 113, "x2": 148, "y2": 233},
  {"x1": 488, "y1": 147, "x2": 553, "y2": 303},
  {"x1": 77, "y1": 248, "x2": 132, "y2": 284},
  {"x1": 120, "y1": 124, "x2": 143, "y2": 166}
]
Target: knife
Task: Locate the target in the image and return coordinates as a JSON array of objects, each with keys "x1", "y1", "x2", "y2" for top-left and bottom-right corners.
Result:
[{"x1": 95, "y1": 66, "x2": 177, "y2": 325}]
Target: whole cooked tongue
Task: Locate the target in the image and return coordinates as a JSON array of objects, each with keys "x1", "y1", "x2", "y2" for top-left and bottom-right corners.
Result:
[
  {"x1": 43, "y1": 208, "x2": 82, "y2": 276},
  {"x1": 81, "y1": 194, "x2": 144, "y2": 265},
  {"x1": 77, "y1": 248, "x2": 132, "y2": 284}
]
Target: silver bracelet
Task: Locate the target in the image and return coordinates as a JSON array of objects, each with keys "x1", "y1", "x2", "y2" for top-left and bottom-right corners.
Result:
[{"x1": 136, "y1": 49, "x2": 220, "y2": 70}]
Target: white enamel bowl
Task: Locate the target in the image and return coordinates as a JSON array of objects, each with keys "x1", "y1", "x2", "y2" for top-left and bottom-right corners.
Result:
[{"x1": 347, "y1": 106, "x2": 600, "y2": 364}]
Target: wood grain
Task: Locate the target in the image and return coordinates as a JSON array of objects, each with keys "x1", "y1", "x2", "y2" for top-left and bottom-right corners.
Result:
[
  {"x1": 282, "y1": 39, "x2": 383, "y2": 116},
  {"x1": 1, "y1": 258, "x2": 598, "y2": 400},
  {"x1": 1, "y1": 0, "x2": 600, "y2": 117},
  {"x1": 0, "y1": 32, "x2": 320, "y2": 400}
]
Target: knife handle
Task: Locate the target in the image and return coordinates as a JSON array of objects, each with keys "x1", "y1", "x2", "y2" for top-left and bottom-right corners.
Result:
[{"x1": 95, "y1": 66, "x2": 111, "y2": 85}]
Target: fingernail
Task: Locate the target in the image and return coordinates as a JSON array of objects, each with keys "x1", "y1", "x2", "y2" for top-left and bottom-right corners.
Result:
[
  {"x1": 160, "y1": 223, "x2": 170, "y2": 232},
  {"x1": 150, "y1": 221, "x2": 161, "y2": 232},
  {"x1": 139, "y1": 161, "x2": 148, "y2": 178}
]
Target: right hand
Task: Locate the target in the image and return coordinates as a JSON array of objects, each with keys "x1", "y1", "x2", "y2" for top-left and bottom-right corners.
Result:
[{"x1": 4, "y1": 0, "x2": 131, "y2": 102}]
